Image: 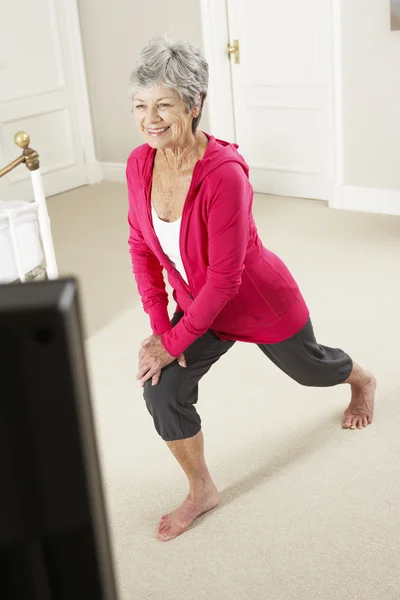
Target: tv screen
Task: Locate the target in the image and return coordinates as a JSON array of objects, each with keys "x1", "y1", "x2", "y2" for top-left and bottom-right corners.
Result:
[{"x1": 0, "y1": 279, "x2": 119, "y2": 600}]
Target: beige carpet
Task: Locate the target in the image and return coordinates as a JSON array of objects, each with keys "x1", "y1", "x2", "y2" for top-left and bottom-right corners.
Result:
[{"x1": 48, "y1": 183, "x2": 400, "y2": 600}]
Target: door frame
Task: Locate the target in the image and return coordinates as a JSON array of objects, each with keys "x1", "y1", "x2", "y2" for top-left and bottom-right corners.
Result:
[
  {"x1": 65, "y1": 0, "x2": 102, "y2": 184},
  {"x1": 200, "y1": 0, "x2": 343, "y2": 209}
]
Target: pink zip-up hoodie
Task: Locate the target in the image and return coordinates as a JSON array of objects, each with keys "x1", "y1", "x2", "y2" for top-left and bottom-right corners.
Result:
[{"x1": 127, "y1": 134, "x2": 309, "y2": 357}]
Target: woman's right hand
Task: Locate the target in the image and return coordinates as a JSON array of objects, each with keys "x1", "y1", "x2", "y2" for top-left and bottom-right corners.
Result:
[{"x1": 141, "y1": 353, "x2": 187, "y2": 387}]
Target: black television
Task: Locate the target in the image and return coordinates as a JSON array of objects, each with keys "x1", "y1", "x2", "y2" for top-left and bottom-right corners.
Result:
[{"x1": 0, "y1": 278, "x2": 119, "y2": 600}]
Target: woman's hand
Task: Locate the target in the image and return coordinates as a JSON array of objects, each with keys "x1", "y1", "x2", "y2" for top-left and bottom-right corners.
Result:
[{"x1": 137, "y1": 335, "x2": 186, "y2": 386}]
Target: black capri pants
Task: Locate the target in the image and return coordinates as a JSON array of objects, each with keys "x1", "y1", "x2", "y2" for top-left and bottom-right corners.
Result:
[{"x1": 143, "y1": 313, "x2": 353, "y2": 441}]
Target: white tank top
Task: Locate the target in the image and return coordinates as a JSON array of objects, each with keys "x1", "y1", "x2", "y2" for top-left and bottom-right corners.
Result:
[{"x1": 151, "y1": 206, "x2": 189, "y2": 284}]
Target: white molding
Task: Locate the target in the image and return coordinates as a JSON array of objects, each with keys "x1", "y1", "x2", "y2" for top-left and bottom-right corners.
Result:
[
  {"x1": 342, "y1": 187, "x2": 400, "y2": 216},
  {"x1": 330, "y1": 0, "x2": 344, "y2": 209},
  {"x1": 200, "y1": 0, "x2": 235, "y2": 141},
  {"x1": 85, "y1": 160, "x2": 103, "y2": 184},
  {"x1": 250, "y1": 162, "x2": 321, "y2": 175},
  {"x1": 47, "y1": 0, "x2": 67, "y2": 88},
  {"x1": 101, "y1": 162, "x2": 126, "y2": 183},
  {"x1": 2, "y1": 106, "x2": 70, "y2": 124},
  {"x1": 0, "y1": 84, "x2": 66, "y2": 104},
  {"x1": 64, "y1": 0, "x2": 102, "y2": 184},
  {"x1": 241, "y1": 82, "x2": 324, "y2": 89},
  {"x1": 246, "y1": 103, "x2": 321, "y2": 111},
  {"x1": 0, "y1": 0, "x2": 66, "y2": 103}
]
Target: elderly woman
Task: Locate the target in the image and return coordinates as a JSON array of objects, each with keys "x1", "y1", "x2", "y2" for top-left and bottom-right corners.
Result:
[{"x1": 126, "y1": 37, "x2": 376, "y2": 542}]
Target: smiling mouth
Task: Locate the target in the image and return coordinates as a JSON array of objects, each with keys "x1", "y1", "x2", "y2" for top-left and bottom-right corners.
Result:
[{"x1": 147, "y1": 126, "x2": 170, "y2": 136}]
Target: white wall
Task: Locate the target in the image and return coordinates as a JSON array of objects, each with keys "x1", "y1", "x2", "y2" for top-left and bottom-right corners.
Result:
[
  {"x1": 77, "y1": 0, "x2": 209, "y2": 164},
  {"x1": 341, "y1": 0, "x2": 400, "y2": 191}
]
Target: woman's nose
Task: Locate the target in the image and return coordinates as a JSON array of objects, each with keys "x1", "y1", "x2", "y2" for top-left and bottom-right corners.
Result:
[{"x1": 144, "y1": 106, "x2": 161, "y2": 125}]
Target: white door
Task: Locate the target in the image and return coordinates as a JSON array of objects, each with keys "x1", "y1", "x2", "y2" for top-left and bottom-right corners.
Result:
[
  {"x1": 226, "y1": 0, "x2": 335, "y2": 201},
  {"x1": 0, "y1": 0, "x2": 100, "y2": 201}
]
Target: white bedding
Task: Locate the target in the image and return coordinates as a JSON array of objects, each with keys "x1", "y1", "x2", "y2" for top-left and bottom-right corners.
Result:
[{"x1": 0, "y1": 200, "x2": 44, "y2": 283}]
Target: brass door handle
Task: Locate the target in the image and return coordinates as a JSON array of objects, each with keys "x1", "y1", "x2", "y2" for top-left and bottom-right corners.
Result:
[{"x1": 228, "y1": 40, "x2": 240, "y2": 64}]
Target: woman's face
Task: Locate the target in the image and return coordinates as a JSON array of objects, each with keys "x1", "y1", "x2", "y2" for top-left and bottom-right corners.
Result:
[{"x1": 132, "y1": 86, "x2": 197, "y2": 149}]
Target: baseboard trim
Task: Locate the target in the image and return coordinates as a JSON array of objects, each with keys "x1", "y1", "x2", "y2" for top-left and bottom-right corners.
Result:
[
  {"x1": 101, "y1": 162, "x2": 126, "y2": 183},
  {"x1": 342, "y1": 186, "x2": 400, "y2": 216},
  {"x1": 86, "y1": 161, "x2": 103, "y2": 184}
]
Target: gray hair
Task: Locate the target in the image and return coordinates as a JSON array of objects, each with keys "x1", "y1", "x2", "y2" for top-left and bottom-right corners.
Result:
[{"x1": 128, "y1": 35, "x2": 209, "y2": 133}]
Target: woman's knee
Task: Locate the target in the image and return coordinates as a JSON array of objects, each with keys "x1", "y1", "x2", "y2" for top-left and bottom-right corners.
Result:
[
  {"x1": 142, "y1": 361, "x2": 188, "y2": 414},
  {"x1": 142, "y1": 372, "x2": 200, "y2": 440},
  {"x1": 143, "y1": 378, "x2": 170, "y2": 415},
  {"x1": 143, "y1": 381, "x2": 172, "y2": 437}
]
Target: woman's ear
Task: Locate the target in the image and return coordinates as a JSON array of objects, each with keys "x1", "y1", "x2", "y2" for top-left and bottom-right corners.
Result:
[{"x1": 192, "y1": 94, "x2": 204, "y2": 117}]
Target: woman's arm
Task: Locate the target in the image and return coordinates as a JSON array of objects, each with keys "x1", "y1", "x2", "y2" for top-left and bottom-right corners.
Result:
[
  {"x1": 161, "y1": 162, "x2": 250, "y2": 356},
  {"x1": 127, "y1": 181, "x2": 172, "y2": 336}
]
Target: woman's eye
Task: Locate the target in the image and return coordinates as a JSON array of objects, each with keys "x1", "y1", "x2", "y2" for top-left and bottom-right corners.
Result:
[
  {"x1": 135, "y1": 105, "x2": 145, "y2": 109},
  {"x1": 159, "y1": 104, "x2": 170, "y2": 109}
]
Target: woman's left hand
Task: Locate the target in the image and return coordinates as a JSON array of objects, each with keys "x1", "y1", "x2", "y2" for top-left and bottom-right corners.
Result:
[{"x1": 137, "y1": 334, "x2": 175, "y2": 385}]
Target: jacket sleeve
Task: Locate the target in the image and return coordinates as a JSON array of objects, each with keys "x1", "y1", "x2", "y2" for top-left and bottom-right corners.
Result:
[
  {"x1": 161, "y1": 163, "x2": 249, "y2": 356},
  {"x1": 127, "y1": 167, "x2": 172, "y2": 335}
]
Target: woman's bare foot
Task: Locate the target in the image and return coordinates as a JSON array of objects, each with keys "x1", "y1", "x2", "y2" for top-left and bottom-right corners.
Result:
[
  {"x1": 156, "y1": 481, "x2": 220, "y2": 542},
  {"x1": 342, "y1": 372, "x2": 377, "y2": 430}
]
